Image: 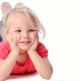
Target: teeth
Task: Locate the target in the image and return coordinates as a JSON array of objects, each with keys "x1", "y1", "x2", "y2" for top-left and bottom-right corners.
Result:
[
  {"x1": 22, "y1": 41, "x2": 30, "y2": 43},
  {"x1": 23, "y1": 42, "x2": 27, "y2": 43}
]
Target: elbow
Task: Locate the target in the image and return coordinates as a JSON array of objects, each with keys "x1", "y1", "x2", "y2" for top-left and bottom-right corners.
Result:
[
  {"x1": 42, "y1": 75, "x2": 52, "y2": 80},
  {"x1": 41, "y1": 67, "x2": 53, "y2": 79},
  {"x1": 0, "y1": 68, "x2": 10, "y2": 80},
  {"x1": 0, "y1": 74, "x2": 9, "y2": 81}
]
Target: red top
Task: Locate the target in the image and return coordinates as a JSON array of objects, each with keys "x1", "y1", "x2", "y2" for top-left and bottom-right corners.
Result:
[{"x1": 0, "y1": 41, "x2": 48, "y2": 74}]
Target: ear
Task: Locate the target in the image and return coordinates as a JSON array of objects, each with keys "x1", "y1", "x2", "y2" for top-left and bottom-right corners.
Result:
[{"x1": 1, "y1": 2, "x2": 12, "y2": 17}]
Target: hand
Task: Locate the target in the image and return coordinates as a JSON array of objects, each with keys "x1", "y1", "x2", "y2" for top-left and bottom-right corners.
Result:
[
  {"x1": 27, "y1": 36, "x2": 39, "y2": 53},
  {"x1": 6, "y1": 32, "x2": 20, "y2": 52}
]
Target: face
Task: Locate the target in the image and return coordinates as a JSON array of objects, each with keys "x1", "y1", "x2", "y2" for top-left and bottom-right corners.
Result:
[{"x1": 8, "y1": 13, "x2": 38, "y2": 51}]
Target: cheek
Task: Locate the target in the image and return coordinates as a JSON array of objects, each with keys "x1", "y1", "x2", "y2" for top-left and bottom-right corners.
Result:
[
  {"x1": 31, "y1": 32, "x2": 38, "y2": 39},
  {"x1": 34, "y1": 32, "x2": 38, "y2": 37},
  {"x1": 16, "y1": 35, "x2": 21, "y2": 41},
  {"x1": 13, "y1": 33, "x2": 20, "y2": 42}
]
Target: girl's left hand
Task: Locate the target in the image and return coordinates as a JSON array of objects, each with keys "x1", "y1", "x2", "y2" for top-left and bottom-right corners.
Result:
[{"x1": 27, "y1": 36, "x2": 39, "y2": 52}]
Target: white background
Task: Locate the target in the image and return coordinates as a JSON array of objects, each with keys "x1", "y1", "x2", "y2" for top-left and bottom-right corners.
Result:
[{"x1": 0, "y1": 0, "x2": 81, "y2": 81}]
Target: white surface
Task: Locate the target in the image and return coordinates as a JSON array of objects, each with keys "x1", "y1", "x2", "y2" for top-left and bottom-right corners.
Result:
[
  {"x1": 5, "y1": 73, "x2": 55, "y2": 81},
  {"x1": 5, "y1": 73, "x2": 49, "y2": 81},
  {"x1": 0, "y1": 0, "x2": 81, "y2": 81},
  {"x1": 5, "y1": 73, "x2": 54, "y2": 81}
]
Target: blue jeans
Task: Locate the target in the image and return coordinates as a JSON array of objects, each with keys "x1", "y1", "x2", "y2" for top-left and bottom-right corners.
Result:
[
  {"x1": 0, "y1": 36, "x2": 2, "y2": 42},
  {"x1": 0, "y1": 20, "x2": 3, "y2": 42}
]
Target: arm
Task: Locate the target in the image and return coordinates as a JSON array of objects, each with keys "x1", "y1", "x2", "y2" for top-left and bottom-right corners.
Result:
[
  {"x1": 28, "y1": 51, "x2": 53, "y2": 79},
  {"x1": 0, "y1": 33, "x2": 20, "y2": 81},
  {"x1": 0, "y1": 51, "x2": 19, "y2": 81},
  {"x1": 27, "y1": 37, "x2": 53, "y2": 79}
]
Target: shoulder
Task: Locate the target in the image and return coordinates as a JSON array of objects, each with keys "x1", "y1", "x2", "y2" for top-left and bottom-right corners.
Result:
[
  {"x1": 37, "y1": 42, "x2": 47, "y2": 49},
  {"x1": 0, "y1": 40, "x2": 10, "y2": 51},
  {"x1": 0, "y1": 41, "x2": 10, "y2": 60},
  {"x1": 0, "y1": 40, "x2": 9, "y2": 48},
  {"x1": 36, "y1": 41, "x2": 48, "y2": 58}
]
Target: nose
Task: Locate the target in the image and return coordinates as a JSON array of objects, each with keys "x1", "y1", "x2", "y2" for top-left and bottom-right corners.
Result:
[{"x1": 22, "y1": 31, "x2": 29, "y2": 38}]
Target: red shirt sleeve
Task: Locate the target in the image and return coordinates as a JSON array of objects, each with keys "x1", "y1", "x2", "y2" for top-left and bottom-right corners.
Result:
[
  {"x1": 36, "y1": 42, "x2": 48, "y2": 58},
  {"x1": 0, "y1": 41, "x2": 10, "y2": 60}
]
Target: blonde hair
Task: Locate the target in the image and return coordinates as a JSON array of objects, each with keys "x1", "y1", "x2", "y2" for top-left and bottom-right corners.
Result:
[{"x1": 1, "y1": 4, "x2": 46, "y2": 40}]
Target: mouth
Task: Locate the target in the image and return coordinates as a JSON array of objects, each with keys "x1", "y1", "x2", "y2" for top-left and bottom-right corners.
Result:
[{"x1": 19, "y1": 41, "x2": 31, "y2": 44}]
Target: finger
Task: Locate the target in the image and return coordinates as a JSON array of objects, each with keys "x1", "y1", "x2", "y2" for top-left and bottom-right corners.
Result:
[
  {"x1": 34, "y1": 36, "x2": 39, "y2": 46},
  {"x1": 37, "y1": 35, "x2": 39, "y2": 41},
  {"x1": 12, "y1": 33, "x2": 17, "y2": 45},
  {"x1": 6, "y1": 32, "x2": 12, "y2": 44}
]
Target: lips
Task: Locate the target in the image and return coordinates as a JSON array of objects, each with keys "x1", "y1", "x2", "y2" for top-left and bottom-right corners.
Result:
[
  {"x1": 18, "y1": 41, "x2": 32, "y2": 50},
  {"x1": 20, "y1": 41, "x2": 31, "y2": 44}
]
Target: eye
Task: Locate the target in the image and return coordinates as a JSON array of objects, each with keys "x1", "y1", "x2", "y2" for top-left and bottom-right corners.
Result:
[
  {"x1": 28, "y1": 29, "x2": 35, "y2": 32},
  {"x1": 15, "y1": 29, "x2": 21, "y2": 32}
]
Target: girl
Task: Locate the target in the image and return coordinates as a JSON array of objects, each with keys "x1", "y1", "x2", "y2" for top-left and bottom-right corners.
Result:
[{"x1": 0, "y1": 4, "x2": 53, "y2": 81}]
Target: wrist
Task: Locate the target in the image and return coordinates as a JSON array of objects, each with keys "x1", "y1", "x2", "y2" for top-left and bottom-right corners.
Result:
[
  {"x1": 11, "y1": 51, "x2": 19, "y2": 55},
  {"x1": 28, "y1": 51, "x2": 36, "y2": 55}
]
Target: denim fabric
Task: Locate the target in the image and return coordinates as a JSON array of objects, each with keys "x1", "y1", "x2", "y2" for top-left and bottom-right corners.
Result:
[{"x1": 0, "y1": 20, "x2": 3, "y2": 41}]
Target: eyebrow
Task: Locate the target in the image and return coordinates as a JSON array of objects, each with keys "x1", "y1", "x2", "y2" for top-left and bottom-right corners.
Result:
[
  {"x1": 14, "y1": 27, "x2": 22, "y2": 29},
  {"x1": 13, "y1": 25, "x2": 36, "y2": 29}
]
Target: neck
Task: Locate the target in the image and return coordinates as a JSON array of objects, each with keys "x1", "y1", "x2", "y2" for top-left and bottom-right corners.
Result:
[
  {"x1": 19, "y1": 52, "x2": 27, "y2": 55},
  {"x1": 19, "y1": 50, "x2": 27, "y2": 55}
]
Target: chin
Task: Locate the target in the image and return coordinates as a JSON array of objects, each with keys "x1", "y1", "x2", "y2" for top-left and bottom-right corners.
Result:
[
  {"x1": 19, "y1": 46, "x2": 31, "y2": 51},
  {"x1": 18, "y1": 42, "x2": 33, "y2": 50}
]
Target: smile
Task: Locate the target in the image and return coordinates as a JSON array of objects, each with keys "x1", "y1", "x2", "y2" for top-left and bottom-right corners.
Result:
[{"x1": 20, "y1": 41, "x2": 31, "y2": 44}]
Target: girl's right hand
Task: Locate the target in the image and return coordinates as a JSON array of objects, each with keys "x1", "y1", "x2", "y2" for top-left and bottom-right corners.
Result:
[{"x1": 6, "y1": 32, "x2": 20, "y2": 52}]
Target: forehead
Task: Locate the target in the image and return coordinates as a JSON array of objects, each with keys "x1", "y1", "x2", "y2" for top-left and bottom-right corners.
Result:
[
  {"x1": 10, "y1": 13, "x2": 34, "y2": 28},
  {"x1": 12, "y1": 13, "x2": 30, "y2": 22}
]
